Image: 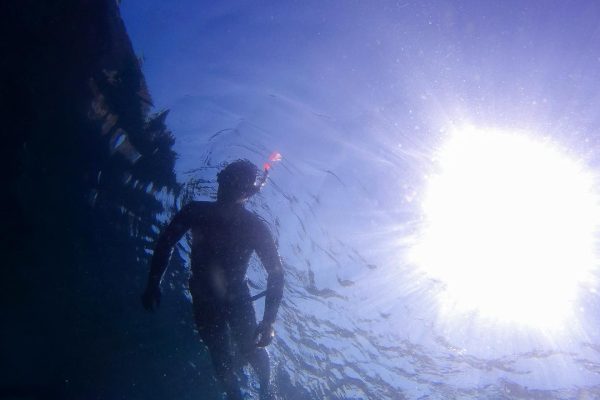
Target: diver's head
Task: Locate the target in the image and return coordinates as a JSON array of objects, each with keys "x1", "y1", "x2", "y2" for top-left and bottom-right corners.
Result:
[{"x1": 217, "y1": 159, "x2": 260, "y2": 203}]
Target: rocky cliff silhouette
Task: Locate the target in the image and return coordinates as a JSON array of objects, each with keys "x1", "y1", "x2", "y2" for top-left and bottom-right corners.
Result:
[{"x1": 1, "y1": 1, "x2": 217, "y2": 399}]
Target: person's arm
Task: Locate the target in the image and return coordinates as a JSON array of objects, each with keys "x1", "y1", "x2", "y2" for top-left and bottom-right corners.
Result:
[
  {"x1": 254, "y1": 218, "x2": 284, "y2": 346},
  {"x1": 142, "y1": 203, "x2": 194, "y2": 311}
]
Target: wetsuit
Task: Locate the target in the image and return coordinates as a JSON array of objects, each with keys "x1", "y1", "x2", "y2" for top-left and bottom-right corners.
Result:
[{"x1": 146, "y1": 200, "x2": 284, "y2": 400}]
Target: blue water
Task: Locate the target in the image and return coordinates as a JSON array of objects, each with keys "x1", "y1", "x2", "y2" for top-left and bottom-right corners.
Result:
[{"x1": 116, "y1": 1, "x2": 600, "y2": 398}]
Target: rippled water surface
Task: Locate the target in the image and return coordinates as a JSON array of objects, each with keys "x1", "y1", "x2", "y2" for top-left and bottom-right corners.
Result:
[{"x1": 120, "y1": 1, "x2": 600, "y2": 398}]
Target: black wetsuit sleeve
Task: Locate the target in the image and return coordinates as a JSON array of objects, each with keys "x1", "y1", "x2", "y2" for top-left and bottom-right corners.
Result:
[
  {"x1": 146, "y1": 203, "x2": 195, "y2": 288},
  {"x1": 254, "y1": 219, "x2": 284, "y2": 325}
]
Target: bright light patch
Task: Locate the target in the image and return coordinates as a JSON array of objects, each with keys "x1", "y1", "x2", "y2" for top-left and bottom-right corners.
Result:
[{"x1": 411, "y1": 127, "x2": 599, "y2": 328}]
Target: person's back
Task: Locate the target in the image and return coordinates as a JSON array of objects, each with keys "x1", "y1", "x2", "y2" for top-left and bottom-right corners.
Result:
[
  {"x1": 142, "y1": 160, "x2": 284, "y2": 400},
  {"x1": 188, "y1": 201, "x2": 265, "y2": 299}
]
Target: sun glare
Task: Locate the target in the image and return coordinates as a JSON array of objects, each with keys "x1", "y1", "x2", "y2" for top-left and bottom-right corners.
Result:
[{"x1": 411, "y1": 126, "x2": 599, "y2": 328}]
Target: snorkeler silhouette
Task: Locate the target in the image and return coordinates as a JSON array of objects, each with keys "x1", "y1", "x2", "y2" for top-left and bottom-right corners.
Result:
[{"x1": 142, "y1": 159, "x2": 284, "y2": 400}]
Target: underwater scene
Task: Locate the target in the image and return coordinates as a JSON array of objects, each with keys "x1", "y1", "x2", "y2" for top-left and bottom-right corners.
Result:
[{"x1": 4, "y1": 1, "x2": 600, "y2": 399}]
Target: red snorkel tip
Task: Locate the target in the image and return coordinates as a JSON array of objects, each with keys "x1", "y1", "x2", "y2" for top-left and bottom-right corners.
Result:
[
  {"x1": 256, "y1": 152, "x2": 281, "y2": 190},
  {"x1": 263, "y1": 152, "x2": 281, "y2": 171}
]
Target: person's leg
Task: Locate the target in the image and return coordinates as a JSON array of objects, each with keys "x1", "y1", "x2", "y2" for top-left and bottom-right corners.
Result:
[
  {"x1": 204, "y1": 337, "x2": 243, "y2": 400},
  {"x1": 249, "y1": 348, "x2": 272, "y2": 399},
  {"x1": 230, "y1": 292, "x2": 272, "y2": 399},
  {"x1": 193, "y1": 298, "x2": 242, "y2": 400}
]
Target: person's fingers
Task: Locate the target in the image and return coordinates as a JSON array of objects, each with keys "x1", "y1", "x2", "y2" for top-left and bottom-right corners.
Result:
[
  {"x1": 255, "y1": 324, "x2": 274, "y2": 347},
  {"x1": 254, "y1": 321, "x2": 264, "y2": 338},
  {"x1": 257, "y1": 334, "x2": 273, "y2": 348}
]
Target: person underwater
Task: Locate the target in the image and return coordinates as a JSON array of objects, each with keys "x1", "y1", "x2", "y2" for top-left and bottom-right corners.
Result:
[{"x1": 142, "y1": 158, "x2": 284, "y2": 400}]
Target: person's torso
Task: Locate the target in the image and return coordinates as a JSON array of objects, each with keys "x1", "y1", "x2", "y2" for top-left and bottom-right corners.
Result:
[{"x1": 187, "y1": 201, "x2": 258, "y2": 302}]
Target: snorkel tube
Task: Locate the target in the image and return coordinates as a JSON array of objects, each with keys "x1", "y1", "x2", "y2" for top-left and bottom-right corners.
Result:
[{"x1": 253, "y1": 151, "x2": 282, "y2": 194}]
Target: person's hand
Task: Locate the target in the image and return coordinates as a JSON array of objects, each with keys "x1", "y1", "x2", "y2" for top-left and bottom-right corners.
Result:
[
  {"x1": 141, "y1": 284, "x2": 161, "y2": 312},
  {"x1": 255, "y1": 321, "x2": 275, "y2": 348}
]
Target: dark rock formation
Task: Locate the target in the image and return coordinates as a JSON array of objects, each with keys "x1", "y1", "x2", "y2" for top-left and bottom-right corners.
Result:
[{"x1": 1, "y1": 1, "x2": 217, "y2": 399}]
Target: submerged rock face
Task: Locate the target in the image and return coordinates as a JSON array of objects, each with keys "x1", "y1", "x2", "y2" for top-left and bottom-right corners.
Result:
[{"x1": 1, "y1": 1, "x2": 209, "y2": 399}]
